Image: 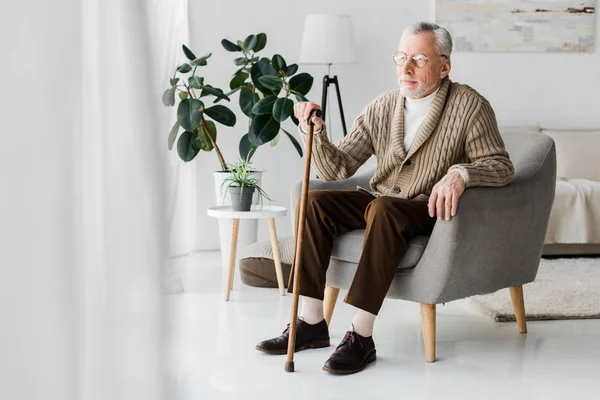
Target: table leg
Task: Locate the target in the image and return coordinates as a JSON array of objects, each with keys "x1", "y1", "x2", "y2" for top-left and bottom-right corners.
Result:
[
  {"x1": 268, "y1": 218, "x2": 285, "y2": 296},
  {"x1": 225, "y1": 218, "x2": 240, "y2": 301}
]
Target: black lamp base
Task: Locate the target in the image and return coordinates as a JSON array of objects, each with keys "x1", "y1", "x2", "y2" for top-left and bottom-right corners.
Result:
[{"x1": 320, "y1": 75, "x2": 348, "y2": 137}]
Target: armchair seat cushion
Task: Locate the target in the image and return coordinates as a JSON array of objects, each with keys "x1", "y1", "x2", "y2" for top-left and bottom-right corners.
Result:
[{"x1": 331, "y1": 230, "x2": 430, "y2": 269}]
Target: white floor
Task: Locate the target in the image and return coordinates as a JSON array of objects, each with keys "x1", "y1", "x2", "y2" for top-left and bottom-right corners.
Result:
[{"x1": 166, "y1": 251, "x2": 600, "y2": 400}]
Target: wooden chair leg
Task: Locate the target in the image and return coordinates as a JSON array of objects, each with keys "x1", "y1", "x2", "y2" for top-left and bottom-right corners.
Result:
[
  {"x1": 420, "y1": 303, "x2": 436, "y2": 363},
  {"x1": 323, "y1": 286, "x2": 340, "y2": 326},
  {"x1": 509, "y1": 285, "x2": 527, "y2": 334}
]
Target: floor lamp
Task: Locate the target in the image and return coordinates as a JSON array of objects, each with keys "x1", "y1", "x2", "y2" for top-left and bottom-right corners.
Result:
[{"x1": 299, "y1": 15, "x2": 358, "y2": 137}]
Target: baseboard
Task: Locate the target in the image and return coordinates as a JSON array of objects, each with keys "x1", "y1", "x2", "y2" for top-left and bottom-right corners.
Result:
[{"x1": 543, "y1": 243, "x2": 600, "y2": 256}]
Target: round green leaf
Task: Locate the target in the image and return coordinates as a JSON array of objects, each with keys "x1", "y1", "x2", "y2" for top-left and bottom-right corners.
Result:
[
  {"x1": 272, "y1": 98, "x2": 294, "y2": 122},
  {"x1": 258, "y1": 76, "x2": 283, "y2": 93},
  {"x1": 177, "y1": 131, "x2": 200, "y2": 162},
  {"x1": 257, "y1": 58, "x2": 277, "y2": 76},
  {"x1": 289, "y1": 73, "x2": 314, "y2": 96},
  {"x1": 234, "y1": 57, "x2": 247, "y2": 66},
  {"x1": 177, "y1": 99, "x2": 203, "y2": 131},
  {"x1": 254, "y1": 33, "x2": 267, "y2": 52},
  {"x1": 293, "y1": 92, "x2": 308, "y2": 102},
  {"x1": 188, "y1": 76, "x2": 204, "y2": 89},
  {"x1": 285, "y1": 64, "x2": 298, "y2": 77},
  {"x1": 251, "y1": 60, "x2": 278, "y2": 95},
  {"x1": 168, "y1": 121, "x2": 180, "y2": 150},
  {"x1": 182, "y1": 44, "x2": 196, "y2": 61},
  {"x1": 230, "y1": 71, "x2": 249, "y2": 90},
  {"x1": 272, "y1": 54, "x2": 286, "y2": 73},
  {"x1": 204, "y1": 105, "x2": 236, "y2": 127},
  {"x1": 200, "y1": 85, "x2": 230, "y2": 101},
  {"x1": 162, "y1": 86, "x2": 176, "y2": 107},
  {"x1": 198, "y1": 121, "x2": 217, "y2": 151},
  {"x1": 178, "y1": 92, "x2": 189, "y2": 101},
  {"x1": 239, "y1": 133, "x2": 257, "y2": 161},
  {"x1": 249, "y1": 114, "x2": 281, "y2": 145},
  {"x1": 240, "y1": 86, "x2": 259, "y2": 117},
  {"x1": 243, "y1": 35, "x2": 257, "y2": 51},
  {"x1": 221, "y1": 39, "x2": 241, "y2": 52},
  {"x1": 251, "y1": 95, "x2": 277, "y2": 115},
  {"x1": 192, "y1": 53, "x2": 212, "y2": 66},
  {"x1": 177, "y1": 63, "x2": 192, "y2": 73}
]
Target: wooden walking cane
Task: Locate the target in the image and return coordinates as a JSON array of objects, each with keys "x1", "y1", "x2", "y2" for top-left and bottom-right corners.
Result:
[{"x1": 285, "y1": 108, "x2": 322, "y2": 373}]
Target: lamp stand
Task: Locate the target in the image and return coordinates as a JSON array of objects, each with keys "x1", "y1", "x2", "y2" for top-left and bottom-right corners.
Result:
[{"x1": 320, "y1": 64, "x2": 348, "y2": 137}]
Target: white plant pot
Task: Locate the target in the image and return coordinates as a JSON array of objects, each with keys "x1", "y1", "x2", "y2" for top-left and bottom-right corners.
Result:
[{"x1": 213, "y1": 170, "x2": 263, "y2": 268}]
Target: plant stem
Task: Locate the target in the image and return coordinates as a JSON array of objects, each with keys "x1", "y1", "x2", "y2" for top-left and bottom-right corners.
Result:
[{"x1": 201, "y1": 117, "x2": 228, "y2": 171}]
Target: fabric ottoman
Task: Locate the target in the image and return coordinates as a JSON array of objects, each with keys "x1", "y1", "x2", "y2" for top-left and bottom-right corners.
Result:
[{"x1": 239, "y1": 236, "x2": 295, "y2": 288}]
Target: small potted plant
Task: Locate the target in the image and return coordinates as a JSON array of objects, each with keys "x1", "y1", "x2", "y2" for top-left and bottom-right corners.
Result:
[
  {"x1": 162, "y1": 44, "x2": 237, "y2": 170},
  {"x1": 221, "y1": 155, "x2": 271, "y2": 211},
  {"x1": 219, "y1": 33, "x2": 314, "y2": 160}
]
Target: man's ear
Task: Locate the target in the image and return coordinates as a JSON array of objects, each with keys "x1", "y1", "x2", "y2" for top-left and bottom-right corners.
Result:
[{"x1": 441, "y1": 58, "x2": 451, "y2": 79}]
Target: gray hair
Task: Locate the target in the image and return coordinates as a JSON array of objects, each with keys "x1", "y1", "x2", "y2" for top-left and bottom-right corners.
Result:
[{"x1": 403, "y1": 21, "x2": 453, "y2": 57}]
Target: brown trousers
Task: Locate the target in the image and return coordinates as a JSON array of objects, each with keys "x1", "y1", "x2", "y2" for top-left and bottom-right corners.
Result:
[{"x1": 288, "y1": 190, "x2": 436, "y2": 315}]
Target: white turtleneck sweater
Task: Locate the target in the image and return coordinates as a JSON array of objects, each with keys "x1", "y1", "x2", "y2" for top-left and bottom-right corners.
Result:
[
  {"x1": 403, "y1": 88, "x2": 439, "y2": 153},
  {"x1": 404, "y1": 88, "x2": 467, "y2": 183}
]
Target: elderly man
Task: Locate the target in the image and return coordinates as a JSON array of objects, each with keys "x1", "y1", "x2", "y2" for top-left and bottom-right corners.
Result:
[{"x1": 256, "y1": 21, "x2": 514, "y2": 374}]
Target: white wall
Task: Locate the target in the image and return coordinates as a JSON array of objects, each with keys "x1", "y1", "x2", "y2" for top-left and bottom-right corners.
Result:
[{"x1": 191, "y1": 0, "x2": 600, "y2": 250}]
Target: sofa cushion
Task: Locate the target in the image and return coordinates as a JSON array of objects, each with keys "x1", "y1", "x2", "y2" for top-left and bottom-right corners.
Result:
[
  {"x1": 541, "y1": 129, "x2": 600, "y2": 181},
  {"x1": 331, "y1": 229, "x2": 429, "y2": 269},
  {"x1": 545, "y1": 179, "x2": 600, "y2": 244}
]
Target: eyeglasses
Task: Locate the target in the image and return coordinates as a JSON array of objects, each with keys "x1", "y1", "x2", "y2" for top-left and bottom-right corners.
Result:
[{"x1": 393, "y1": 51, "x2": 448, "y2": 68}]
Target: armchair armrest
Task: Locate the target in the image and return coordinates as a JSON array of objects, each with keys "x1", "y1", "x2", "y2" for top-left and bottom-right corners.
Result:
[{"x1": 401, "y1": 140, "x2": 557, "y2": 304}]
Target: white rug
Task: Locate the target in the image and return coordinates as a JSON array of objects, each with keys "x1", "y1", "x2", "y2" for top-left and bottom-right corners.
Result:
[{"x1": 458, "y1": 257, "x2": 600, "y2": 321}]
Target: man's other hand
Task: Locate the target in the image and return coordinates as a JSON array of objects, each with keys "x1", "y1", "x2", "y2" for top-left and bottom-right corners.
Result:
[{"x1": 428, "y1": 170, "x2": 466, "y2": 221}]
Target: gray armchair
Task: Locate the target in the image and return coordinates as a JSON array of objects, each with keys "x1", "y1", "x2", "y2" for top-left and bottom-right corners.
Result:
[{"x1": 290, "y1": 131, "x2": 556, "y2": 362}]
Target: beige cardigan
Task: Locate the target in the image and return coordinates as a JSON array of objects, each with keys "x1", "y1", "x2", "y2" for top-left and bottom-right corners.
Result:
[{"x1": 300, "y1": 77, "x2": 515, "y2": 200}]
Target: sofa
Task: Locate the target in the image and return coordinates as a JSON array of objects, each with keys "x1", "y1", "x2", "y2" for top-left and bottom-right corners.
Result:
[{"x1": 536, "y1": 127, "x2": 600, "y2": 255}]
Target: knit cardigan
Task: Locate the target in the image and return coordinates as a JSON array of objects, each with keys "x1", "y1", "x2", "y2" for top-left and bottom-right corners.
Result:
[{"x1": 299, "y1": 77, "x2": 515, "y2": 200}]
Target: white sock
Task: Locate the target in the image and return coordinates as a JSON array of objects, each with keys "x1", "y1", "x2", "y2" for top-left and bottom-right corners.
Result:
[
  {"x1": 300, "y1": 296, "x2": 324, "y2": 325},
  {"x1": 350, "y1": 309, "x2": 376, "y2": 337}
]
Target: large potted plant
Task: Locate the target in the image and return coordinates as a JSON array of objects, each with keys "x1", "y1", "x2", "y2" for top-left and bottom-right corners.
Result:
[
  {"x1": 219, "y1": 33, "x2": 314, "y2": 161},
  {"x1": 162, "y1": 44, "x2": 237, "y2": 170},
  {"x1": 163, "y1": 44, "x2": 260, "y2": 267}
]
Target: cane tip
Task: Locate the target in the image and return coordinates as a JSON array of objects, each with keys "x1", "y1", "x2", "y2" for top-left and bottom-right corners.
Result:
[{"x1": 284, "y1": 361, "x2": 295, "y2": 372}]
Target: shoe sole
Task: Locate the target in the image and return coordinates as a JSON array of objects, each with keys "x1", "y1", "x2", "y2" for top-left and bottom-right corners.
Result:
[
  {"x1": 255, "y1": 338, "x2": 331, "y2": 355},
  {"x1": 322, "y1": 350, "x2": 377, "y2": 374}
]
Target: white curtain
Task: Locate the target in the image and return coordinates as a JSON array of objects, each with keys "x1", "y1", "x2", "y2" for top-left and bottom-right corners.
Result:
[{"x1": 0, "y1": 1, "x2": 187, "y2": 399}]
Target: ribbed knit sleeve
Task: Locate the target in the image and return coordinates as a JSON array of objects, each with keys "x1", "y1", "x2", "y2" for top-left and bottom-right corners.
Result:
[
  {"x1": 447, "y1": 101, "x2": 515, "y2": 188},
  {"x1": 298, "y1": 103, "x2": 375, "y2": 181}
]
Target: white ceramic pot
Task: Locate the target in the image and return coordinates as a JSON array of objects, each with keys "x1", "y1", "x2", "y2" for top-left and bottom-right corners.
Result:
[{"x1": 213, "y1": 170, "x2": 263, "y2": 268}]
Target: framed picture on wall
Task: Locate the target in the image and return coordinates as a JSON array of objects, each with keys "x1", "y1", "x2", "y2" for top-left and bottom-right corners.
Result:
[{"x1": 435, "y1": 0, "x2": 596, "y2": 52}]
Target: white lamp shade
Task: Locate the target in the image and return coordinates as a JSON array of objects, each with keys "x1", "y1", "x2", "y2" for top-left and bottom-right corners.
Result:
[{"x1": 299, "y1": 15, "x2": 358, "y2": 65}]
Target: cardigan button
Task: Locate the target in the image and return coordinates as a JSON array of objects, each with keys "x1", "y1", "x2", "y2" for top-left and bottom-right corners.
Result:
[
  {"x1": 405, "y1": 159, "x2": 412, "y2": 166},
  {"x1": 393, "y1": 187, "x2": 401, "y2": 194}
]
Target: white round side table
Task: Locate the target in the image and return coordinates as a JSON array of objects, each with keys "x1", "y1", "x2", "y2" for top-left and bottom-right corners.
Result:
[{"x1": 207, "y1": 205, "x2": 288, "y2": 301}]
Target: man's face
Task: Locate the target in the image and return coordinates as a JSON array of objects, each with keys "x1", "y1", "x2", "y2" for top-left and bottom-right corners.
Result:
[{"x1": 396, "y1": 31, "x2": 451, "y2": 99}]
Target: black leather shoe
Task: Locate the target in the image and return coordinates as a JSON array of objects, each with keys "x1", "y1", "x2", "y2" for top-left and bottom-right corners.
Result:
[
  {"x1": 256, "y1": 319, "x2": 330, "y2": 355},
  {"x1": 322, "y1": 331, "x2": 376, "y2": 374}
]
